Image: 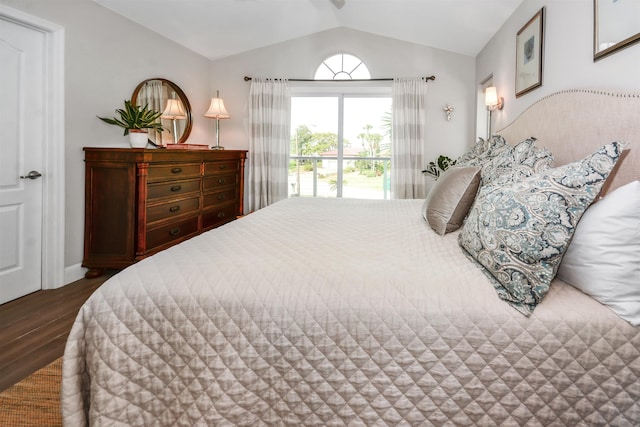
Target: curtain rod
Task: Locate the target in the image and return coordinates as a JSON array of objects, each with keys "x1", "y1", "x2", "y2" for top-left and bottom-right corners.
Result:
[{"x1": 243, "y1": 75, "x2": 435, "y2": 82}]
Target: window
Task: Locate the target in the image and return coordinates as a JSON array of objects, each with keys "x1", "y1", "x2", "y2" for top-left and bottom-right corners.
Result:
[
  {"x1": 314, "y1": 54, "x2": 371, "y2": 80},
  {"x1": 289, "y1": 94, "x2": 392, "y2": 199},
  {"x1": 290, "y1": 54, "x2": 389, "y2": 199}
]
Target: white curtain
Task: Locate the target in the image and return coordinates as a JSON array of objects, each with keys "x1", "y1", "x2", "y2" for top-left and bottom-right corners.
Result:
[
  {"x1": 391, "y1": 77, "x2": 428, "y2": 199},
  {"x1": 247, "y1": 78, "x2": 291, "y2": 213},
  {"x1": 138, "y1": 80, "x2": 169, "y2": 146}
]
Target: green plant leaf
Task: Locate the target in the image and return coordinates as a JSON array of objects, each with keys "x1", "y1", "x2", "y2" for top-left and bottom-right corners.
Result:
[
  {"x1": 437, "y1": 155, "x2": 455, "y2": 171},
  {"x1": 97, "y1": 99, "x2": 165, "y2": 135},
  {"x1": 423, "y1": 155, "x2": 456, "y2": 179}
]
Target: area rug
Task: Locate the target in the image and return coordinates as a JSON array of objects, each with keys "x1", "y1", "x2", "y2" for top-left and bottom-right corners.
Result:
[{"x1": 0, "y1": 358, "x2": 62, "y2": 426}]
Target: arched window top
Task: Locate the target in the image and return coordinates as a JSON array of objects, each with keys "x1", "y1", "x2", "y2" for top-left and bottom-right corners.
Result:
[{"x1": 314, "y1": 53, "x2": 371, "y2": 80}]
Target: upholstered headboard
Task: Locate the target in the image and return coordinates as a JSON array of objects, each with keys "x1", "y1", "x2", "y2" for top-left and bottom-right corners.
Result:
[{"x1": 497, "y1": 89, "x2": 640, "y2": 194}]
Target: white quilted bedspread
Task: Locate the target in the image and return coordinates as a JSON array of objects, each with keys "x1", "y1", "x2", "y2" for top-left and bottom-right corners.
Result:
[{"x1": 62, "y1": 198, "x2": 640, "y2": 426}]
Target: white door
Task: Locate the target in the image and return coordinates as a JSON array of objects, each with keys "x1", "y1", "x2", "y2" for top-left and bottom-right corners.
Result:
[{"x1": 0, "y1": 18, "x2": 45, "y2": 304}]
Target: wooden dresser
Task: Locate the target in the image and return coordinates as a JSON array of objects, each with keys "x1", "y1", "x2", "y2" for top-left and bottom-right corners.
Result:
[{"x1": 82, "y1": 148, "x2": 247, "y2": 278}]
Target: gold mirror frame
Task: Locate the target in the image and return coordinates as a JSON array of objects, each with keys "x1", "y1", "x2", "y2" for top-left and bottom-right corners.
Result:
[
  {"x1": 594, "y1": 0, "x2": 640, "y2": 61},
  {"x1": 131, "y1": 78, "x2": 192, "y2": 146}
]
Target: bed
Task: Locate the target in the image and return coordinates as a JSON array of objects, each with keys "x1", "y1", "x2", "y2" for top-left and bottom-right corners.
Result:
[{"x1": 62, "y1": 89, "x2": 640, "y2": 426}]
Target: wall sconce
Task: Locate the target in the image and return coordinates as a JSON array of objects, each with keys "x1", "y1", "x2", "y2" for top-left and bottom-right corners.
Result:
[
  {"x1": 443, "y1": 104, "x2": 454, "y2": 121},
  {"x1": 484, "y1": 86, "x2": 503, "y2": 137},
  {"x1": 204, "y1": 90, "x2": 230, "y2": 150},
  {"x1": 485, "y1": 86, "x2": 504, "y2": 111},
  {"x1": 161, "y1": 97, "x2": 187, "y2": 145}
]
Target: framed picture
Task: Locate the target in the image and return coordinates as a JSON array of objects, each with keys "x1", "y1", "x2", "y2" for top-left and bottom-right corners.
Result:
[
  {"x1": 594, "y1": 0, "x2": 640, "y2": 61},
  {"x1": 515, "y1": 8, "x2": 544, "y2": 98}
]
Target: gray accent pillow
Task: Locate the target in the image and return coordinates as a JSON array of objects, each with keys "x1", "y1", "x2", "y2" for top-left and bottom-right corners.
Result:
[
  {"x1": 422, "y1": 167, "x2": 481, "y2": 235},
  {"x1": 458, "y1": 141, "x2": 627, "y2": 316}
]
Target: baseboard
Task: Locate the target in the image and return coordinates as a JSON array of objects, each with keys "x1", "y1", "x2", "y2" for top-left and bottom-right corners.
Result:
[{"x1": 64, "y1": 263, "x2": 87, "y2": 286}]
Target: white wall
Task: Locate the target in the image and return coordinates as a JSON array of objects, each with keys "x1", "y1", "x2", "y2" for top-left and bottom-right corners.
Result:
[
  {"x1": 0, "y1": 0, "x2": 212, "y2": 281},
  {"x1": 477, "y1": 0, "x2": 640, "y2": 135},
  {"x1": 3, "y1": 0, "x2": 635, "y2": 283},
  {"x1": 209, "y1": 27, "x2": 477, "y2": 164}
]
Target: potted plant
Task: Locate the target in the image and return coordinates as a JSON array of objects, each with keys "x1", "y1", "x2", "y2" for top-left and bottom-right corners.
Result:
[
  {"x1": 422, "y1": 155, "x2": 456, "y2": 180},
  {"x1": 98, "y1": 100, "x2": 164, "y2": 148}
]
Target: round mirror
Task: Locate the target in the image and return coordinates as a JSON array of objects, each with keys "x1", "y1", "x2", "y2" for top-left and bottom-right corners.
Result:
[{"x1": 131, "y1": 78, "x2": 192, "y2": 146}]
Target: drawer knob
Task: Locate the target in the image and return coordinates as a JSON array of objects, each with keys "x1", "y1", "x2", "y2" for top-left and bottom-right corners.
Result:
[
  {"x1": 216, "y1": 194, "x2": 225, "y2": 201},
  {"x1": 217, "y1": 212, "x2": 225, "y2": 218},
  {"x1": 171, "y1": 167, "x2": 182, "y2": 174},
  {"x1": 169, "y1": 227, "x2": 181, "y2": 236},
  {"x1": 169, "y1": 205, "x2": 180, "y2": 212},
  {"x1": 170, "y1": 185, "x2": 182, "y2": 192},
  {"x1": 219, "y1": 165, "x2": 227, "y2": 170},
  {"x1": 218, "y1": 178, "x2": 226, "y2": 184}
]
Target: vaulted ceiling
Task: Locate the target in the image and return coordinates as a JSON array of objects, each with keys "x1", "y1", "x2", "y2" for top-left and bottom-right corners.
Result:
[{"x1": 94, "y1": 0, "x2": 524, "y2": 61}]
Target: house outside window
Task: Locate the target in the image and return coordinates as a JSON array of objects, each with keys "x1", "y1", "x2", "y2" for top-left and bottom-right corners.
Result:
[{"x1": 289, "y1": 54, "x2": 391, "y2": 199}]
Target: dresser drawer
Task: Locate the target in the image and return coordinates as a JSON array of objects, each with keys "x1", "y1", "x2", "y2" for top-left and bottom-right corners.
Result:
[
  {"x1": 203, "y1": 188, "x2": 237, "y2": 209},
  {"x1": 147, "y1": 196, "x2": 200, "y2": 224},
  {"x1": 147, "y1": 178, "x2": 200, "y2": 200},
  {"x1": 202, "y1": 205, "x2": 236, "y2": 229},
  {"x1": 204, "y1": 160, "x2": 239, "y2": 175},
  {"x1": 82, "y1": 148, "x2": 246, "y2": 276},
  {"x1": 203, "y1": 173, "x2": 238, "y2": 191},
  {"x1": 147, "y1": 163, "x2": 201, "y2": 182},
  {"x1": 146, "y1": 217, "x2": 199, "y2": 251}
]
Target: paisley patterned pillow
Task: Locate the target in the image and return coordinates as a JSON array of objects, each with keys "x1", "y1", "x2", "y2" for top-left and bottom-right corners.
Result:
[
  {"x1": 514, "y1": 138, "x2": 534, "y2": 159},
  {"x1": 456, "y1": 135, "x2": 513, "y2": 188},
  {"x1": 456, "y1": 138, "x2": 487, "y2": 165},
  {"x1": 516, "y1": 137, "x2": 555, "y2": 173},
  {"x1": 486, "y1": 134, "x2": 509, "y2": 154},
  {"x1": 458, "y1": 141, "x2": 627, "y2": 316},
  {"x1": 456, "y1": 135, "x2": 509, "y2": 168},
  {"x1": 478, "y1": 141, "x2": 514, "y2": 186},
  {"x1": 488, "y1": 138, "x2": 555, "y2": 187},
  {"x1": 524, "y1": 146, "x2": 555, "y2": 173}
]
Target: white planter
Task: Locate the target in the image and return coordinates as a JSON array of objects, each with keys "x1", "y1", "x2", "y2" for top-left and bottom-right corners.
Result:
[{"x1": 128, "y1": 131, "x2": 148, "y2": 148}]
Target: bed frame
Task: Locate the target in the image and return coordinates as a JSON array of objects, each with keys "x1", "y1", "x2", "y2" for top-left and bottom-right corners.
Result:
[{"x1": 498, "y1": 89, "x2": 640, "y2": 193}]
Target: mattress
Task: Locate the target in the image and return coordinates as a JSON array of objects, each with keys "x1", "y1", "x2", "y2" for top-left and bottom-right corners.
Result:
[{"x1": 62, "y1": 198, "x2": 640, "y2": 426}]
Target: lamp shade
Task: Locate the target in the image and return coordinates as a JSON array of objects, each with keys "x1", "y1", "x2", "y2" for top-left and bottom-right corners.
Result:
[
  {"x1": 161, "y1": 99, "x2": 186, "y2": 119},
  {"x1": 485, "y1": 86, "x2": 498, "y2": 107},
  {"x1": 205, "y1": 97, "x2": 230, "y2": 119}
]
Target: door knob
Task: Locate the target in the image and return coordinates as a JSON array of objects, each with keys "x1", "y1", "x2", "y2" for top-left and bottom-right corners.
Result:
[{"x1": 20, "y1": 170, "x2": 42, "y2": 180}]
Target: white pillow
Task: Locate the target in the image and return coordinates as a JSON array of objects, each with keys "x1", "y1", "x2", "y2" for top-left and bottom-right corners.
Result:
[{"x1": 557, "y1": 180, "x2": 640, "y2": 325}]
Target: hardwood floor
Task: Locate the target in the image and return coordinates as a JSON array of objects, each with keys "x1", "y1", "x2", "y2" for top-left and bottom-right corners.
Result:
[{"x1": 0, "y1": 271, "x2": 115, "y2": 392}]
